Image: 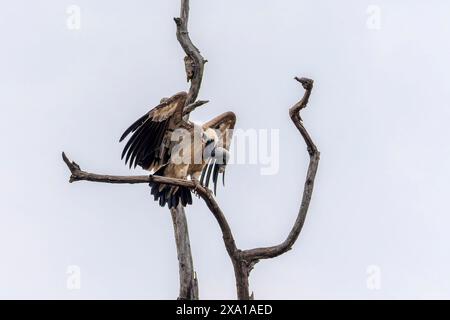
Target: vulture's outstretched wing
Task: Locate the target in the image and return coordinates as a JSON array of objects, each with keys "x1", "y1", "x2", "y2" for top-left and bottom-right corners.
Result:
[
  {"x1": 120, "y1": 92, "x2": 187, "y2": 171},
  {"x1": 200, "y1": 112, "x2": 236, "y2": 194}
]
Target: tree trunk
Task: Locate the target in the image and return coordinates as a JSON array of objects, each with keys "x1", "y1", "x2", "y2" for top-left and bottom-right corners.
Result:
[{"x1": 170, "y1": 206, "x2": 198, "y2": 300}]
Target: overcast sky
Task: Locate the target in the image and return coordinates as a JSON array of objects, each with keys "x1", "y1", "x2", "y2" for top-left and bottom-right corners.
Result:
[{"x1": 1, "y1": 0, "x2": 450, "y2": 299}]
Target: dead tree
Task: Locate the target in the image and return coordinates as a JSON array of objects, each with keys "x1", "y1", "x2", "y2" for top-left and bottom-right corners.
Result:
[
  {"x1": 170, "y1": 0, "x2": 206, "y2": 300},
  {"x1": 62, "y1": 0, "x2": 320, "y2": 300}
]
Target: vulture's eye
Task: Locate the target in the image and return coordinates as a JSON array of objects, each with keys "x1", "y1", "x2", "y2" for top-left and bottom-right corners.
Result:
[{"x1": 206, "y1": 139, "x2": 215, "y2": 146}]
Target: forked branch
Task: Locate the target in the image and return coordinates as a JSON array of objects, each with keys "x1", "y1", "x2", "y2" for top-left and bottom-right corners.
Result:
[
  {"x1": 173, "y1": 0, "x2": 207, "y2": 300},
  {"x1": 62, "y1": 76, "x2": 320, "y2": 300}
]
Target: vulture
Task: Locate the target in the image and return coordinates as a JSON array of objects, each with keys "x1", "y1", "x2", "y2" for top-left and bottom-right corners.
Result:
[{"x1": 119, "y1": 91, "x2": 236, "y2": 209}]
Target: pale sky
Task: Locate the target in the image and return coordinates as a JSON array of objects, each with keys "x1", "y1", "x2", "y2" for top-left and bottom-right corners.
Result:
[{"x1": 1, "y1": 0, "x2": 450, "y2": 299}]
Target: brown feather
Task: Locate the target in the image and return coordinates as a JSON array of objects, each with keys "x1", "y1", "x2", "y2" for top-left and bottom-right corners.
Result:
[{"x1": 119, "y1": 92, "x2": 187, "y2": 171}]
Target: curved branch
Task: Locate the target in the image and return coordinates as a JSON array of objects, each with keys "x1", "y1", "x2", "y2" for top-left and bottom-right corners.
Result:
[
  {"x1": 199, "y1": 77, "x2": 320, "y2": 299},
  {"x1": 242, "y1": 77, "x2": 320, "y2": 262},
  {"x1": 63, "y1": 149, "x2": 201, "y2": 300},
  {"x1": 174, "y1": 0, "x2": 206, "y2": 105},
  {"x1": 63, "y1": 152, "x2": 196, "y2": 187},
  {"x1": 62, "y1": 151, "x2": 239, "y2": 255},
  {"x1": 62, "y1": 148, "x2": 248, "y2": 299}
]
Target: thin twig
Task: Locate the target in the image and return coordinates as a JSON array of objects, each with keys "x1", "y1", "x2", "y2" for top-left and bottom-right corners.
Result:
[{"x1": 183, "y1": 100, "x2": 209, "y2": 115}]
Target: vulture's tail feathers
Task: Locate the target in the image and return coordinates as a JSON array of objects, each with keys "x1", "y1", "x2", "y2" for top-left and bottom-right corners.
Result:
[{"x1": 149, "y1": 166, "x2": 192, "y2": 209}]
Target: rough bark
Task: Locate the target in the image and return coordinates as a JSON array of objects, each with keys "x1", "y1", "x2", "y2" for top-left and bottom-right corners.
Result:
[
  {"x1": 174, "y1": 0, "x2": 206, "y2": 106},
  {"x1": 170, "y1": 206, "x2": 197, "y2": 300},
  {"x1": 171, "y1": 0, "x2": 207, "y2": 300}
]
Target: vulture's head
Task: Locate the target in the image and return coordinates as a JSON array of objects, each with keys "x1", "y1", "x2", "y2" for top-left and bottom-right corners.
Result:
[
  {"x1": 203, "y1": 128, "x2": 218, "y2": 146},
  {"x1": 202, "y1": 128, "x2": 218, "y2": 159}
]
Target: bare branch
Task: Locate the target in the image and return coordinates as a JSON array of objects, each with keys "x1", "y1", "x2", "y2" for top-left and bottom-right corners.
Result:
[
  {"x1": 63, "y1": 152, "x2": 194, "y2": 187},
  {"x1": 172, "y1": 0, "x2": 207, "y2": 300},
  {"x1": 62, "y1": 150, "x2": 242, "y2": 275},
  {"x1": 174, "y1": 0, "x2": 206, "y2": 105},
  {"x1": 193, "y1": 77, "x2": 320, "y2": 299},
  {"x1": 241, "y1": 78, "x2": 320, "y2": 262},
  {"x1": 63, "y1": 149, "x2": 201, "y2": 300},
  {"x1": 184, "y1": 100, "x2": 209, "y2": 115},
  {"x1": 62, "y1": 152, "x2": 238, "y2": 249}
]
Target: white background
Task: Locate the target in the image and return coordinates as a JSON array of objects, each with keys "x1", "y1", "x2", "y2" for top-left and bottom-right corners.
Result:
[{"x1": 1, "y1": 0, "x2": 449, "y2": 299}]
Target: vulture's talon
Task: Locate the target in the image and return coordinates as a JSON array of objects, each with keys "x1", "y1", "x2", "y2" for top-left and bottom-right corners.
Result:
[{"x1": 191, "y1": 178, "x2": 202, "y2": 198}]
